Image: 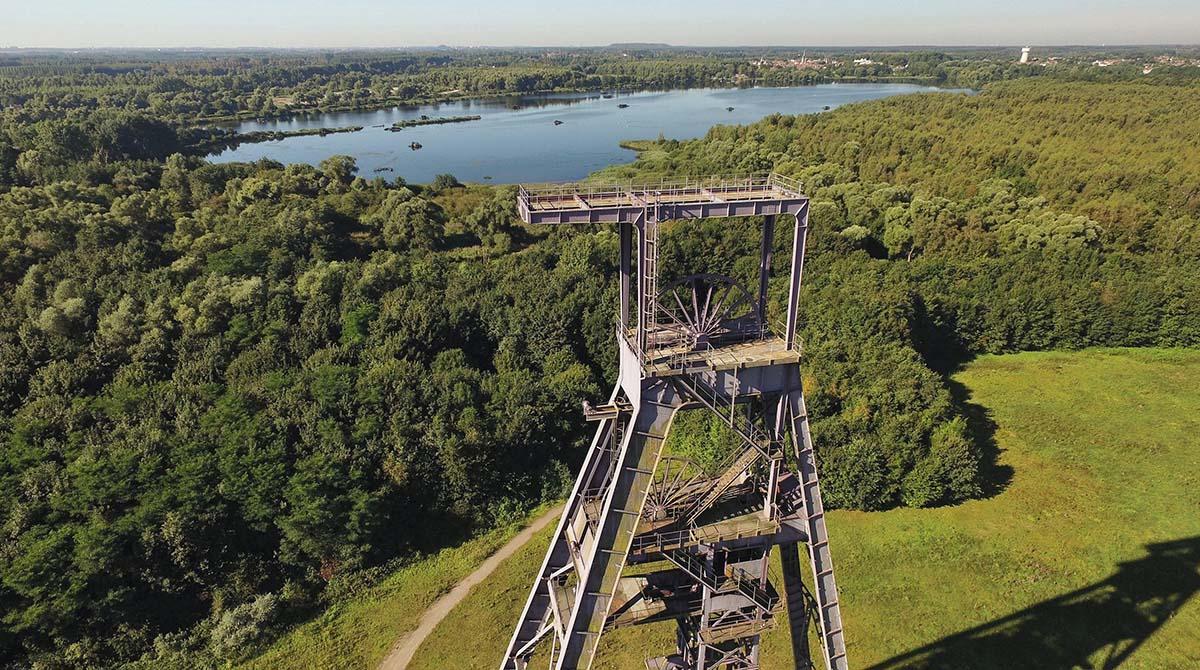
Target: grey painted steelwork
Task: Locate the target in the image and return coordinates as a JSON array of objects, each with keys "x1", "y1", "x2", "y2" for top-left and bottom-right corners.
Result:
[
  {"x1": 501, "y1": 174, "x2": 848, "y2": 670},
  {"x1": 517, "y1": 174, "x2": 806, "y2": 225}
]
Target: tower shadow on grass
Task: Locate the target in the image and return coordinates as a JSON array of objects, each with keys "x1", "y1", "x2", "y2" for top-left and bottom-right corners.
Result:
[
  {"x1": 865, "y1": 536, "x2": 1200, "y2": 669},
  {"x1": 945, "y1": 375, "x2": 1013, "y2": 499}
]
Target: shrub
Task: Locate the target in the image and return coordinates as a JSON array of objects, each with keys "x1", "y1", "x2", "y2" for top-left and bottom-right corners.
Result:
[
  {"x1": 431, "y1": 173, "x2": 461, "y2": 191},
  {"x1": 902, "y1": 417, "x2": 983, "y2": 506},
  {"x1": 208, "y1": 593, "x2": 279, "y2": 661},
  {"x1": 821, "y1": 438, "x2": 895, "y2": 511}
]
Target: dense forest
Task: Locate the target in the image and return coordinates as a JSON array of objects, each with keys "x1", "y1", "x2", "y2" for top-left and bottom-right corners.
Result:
[
  {"x1": 0, "y1": 50, "x2": 1198, "y2": 668},
  {"x1": 0, "y1": 49, "x2": 982, "y2": 123}
]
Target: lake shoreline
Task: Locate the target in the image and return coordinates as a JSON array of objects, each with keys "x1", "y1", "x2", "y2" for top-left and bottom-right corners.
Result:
[
  {"x1": 207, "y1": 84, "x2": 972, "y2": 184},
  {"x1": 190, "y1": 76, "x2": 951, "y2": 126}
]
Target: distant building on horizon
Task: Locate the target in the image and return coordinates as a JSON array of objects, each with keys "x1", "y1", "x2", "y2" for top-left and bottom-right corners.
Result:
[{"x1": 1020, "y1": 46, "x2": 1031, "y2": 64}]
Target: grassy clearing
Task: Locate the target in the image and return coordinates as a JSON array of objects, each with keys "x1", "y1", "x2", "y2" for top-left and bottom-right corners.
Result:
[
  {"x1": 409, "y1": 348, "x2": 1200, "y2": 669},
  {"x1": 614, "y1": 139, "x2": 672, "y2": 163},
  {"x1": 239, "y1": 505, "x2": 556, "y2": 670}
]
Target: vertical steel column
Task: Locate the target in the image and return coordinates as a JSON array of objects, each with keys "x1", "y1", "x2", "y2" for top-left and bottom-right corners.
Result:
[
  {"x1": 636, "y1": 209, "x2": 658, "y2": 358},
  {"x1": 764, "y1": 394, "x2": 787, "y2": 520},
  {"x1": 757, "y1": 214, "x2": 775, "y2": 328},
  {"x1": 636, "y1": 216, "x2": 648, "y2": 355},
  {"x1": 620, "y1": 222, "x2": 632, "y2": 331},
  {"x1": 784, "y1": 203, "x2": 810, "y2": 352}
]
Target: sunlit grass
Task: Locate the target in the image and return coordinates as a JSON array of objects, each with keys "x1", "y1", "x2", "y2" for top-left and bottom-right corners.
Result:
[
  {"x1": 409, "y1": 348, "x2": 1200, "y2": 669},
  {"x1": 240, "y1": 505, "x2": 556, "y2": 670}
]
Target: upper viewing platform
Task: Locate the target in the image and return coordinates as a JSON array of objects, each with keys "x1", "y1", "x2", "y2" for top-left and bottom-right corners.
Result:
[{"x1": 517, "y1": 173, "x2": 807, "y2": 225}]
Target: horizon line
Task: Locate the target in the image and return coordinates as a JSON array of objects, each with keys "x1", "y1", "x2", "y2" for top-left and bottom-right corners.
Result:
[{"x1": 3, "y1": 43, "x2": 1200, "y2": 51}]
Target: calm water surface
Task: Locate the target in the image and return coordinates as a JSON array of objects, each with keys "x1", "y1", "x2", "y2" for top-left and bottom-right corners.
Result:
[{"x1": 208, "y1": 85, "x2": 969, "y2": 183}]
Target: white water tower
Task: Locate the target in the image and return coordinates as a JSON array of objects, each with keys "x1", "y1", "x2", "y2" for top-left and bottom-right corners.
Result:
[{"x1": 1020, "y1": 46, "x2": 1031, "y2": 64}]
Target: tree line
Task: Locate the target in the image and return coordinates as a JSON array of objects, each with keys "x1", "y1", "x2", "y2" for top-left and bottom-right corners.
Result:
[
  {"x1": 0, "y1": 61, "x2": 1198, "y2": 668},
  {"x1": 0, "y1": 47, "x2": 1063, "y2": 128}
]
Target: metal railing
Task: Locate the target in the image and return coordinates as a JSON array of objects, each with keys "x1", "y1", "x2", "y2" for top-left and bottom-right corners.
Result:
[
  {"x1": 673, "y1": 322, "x2": 803, "y2": 368},
  {"x1": 654, "y1": 540, "x2": 777, "y2": 613},
  {"x1": 628, "y1": 512, "x2": 780, "y2": 554},
  {"x1": 518, "y1": 173, "x2": 805, "y2": 212},
  {"x1": 626, "y1": 320, "x2": 773, "y2": 373},
  {"x1": 725, "y1": 563, "x2": 779, "y2": 612},
  {"x1": 674, "y1": 365, "x2": 777, "y2": 459},
  {"x1": 629, "y1": 526, "x2": 695, "y2": 554},
  {"x1": 765, "y1": 172, "x2": 802, "y2": 194}
]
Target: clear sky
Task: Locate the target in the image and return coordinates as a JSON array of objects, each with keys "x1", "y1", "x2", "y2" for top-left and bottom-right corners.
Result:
[{"x1": 3, "y1": 0, "x2": 1197, "y2": 48}]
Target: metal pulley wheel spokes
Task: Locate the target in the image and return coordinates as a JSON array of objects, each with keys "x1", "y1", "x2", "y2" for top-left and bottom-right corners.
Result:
[
  {"x1": 658, "y1": 273, "x2": 758, "y2": 349},
  {"x1": 643, "y1": 456, "x2": 709, "y2": 522}
]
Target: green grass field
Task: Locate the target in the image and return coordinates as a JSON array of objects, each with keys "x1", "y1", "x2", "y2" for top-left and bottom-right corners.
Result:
[
  {"x1": 407, "y1": 348, "x2": 1200, "y2": 669},
  {"x1": 239, "y1": 505, "x2": 556, "y2": 670}
]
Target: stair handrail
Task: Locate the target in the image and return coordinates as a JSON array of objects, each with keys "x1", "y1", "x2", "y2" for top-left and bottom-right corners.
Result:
[
  {"x1": 724, "y1": 563, "x2": 779, "y2": 612},
  {"x1": 674, "y1": 364, "x2": 778, "y2": 459},
  {"x1": 629, "y1": 526, "x2": 694, "y2": 554}
]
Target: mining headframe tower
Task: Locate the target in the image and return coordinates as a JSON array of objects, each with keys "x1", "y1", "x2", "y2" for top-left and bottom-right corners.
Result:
[{"x1": 500, "y1": 174, "x2": 848, "y2": 670}]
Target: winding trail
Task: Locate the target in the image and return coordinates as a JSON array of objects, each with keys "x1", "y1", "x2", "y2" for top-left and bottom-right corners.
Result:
[{"x1": 377, "y1": 504, "x2": 564, "y2": 670}]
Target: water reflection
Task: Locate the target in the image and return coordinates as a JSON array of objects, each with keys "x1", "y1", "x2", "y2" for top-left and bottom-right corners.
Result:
[{"x1": 208, "y1": 85, "x2": 970, "y2": 183}]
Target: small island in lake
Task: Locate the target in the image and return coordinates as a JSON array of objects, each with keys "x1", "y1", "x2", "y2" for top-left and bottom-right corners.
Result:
[
  {"x1": 191, "y1": 125, "x2": 363, "y2": 152},
  {"x1": 386, "y1": 115, "x2": 481, "y2": 131}
]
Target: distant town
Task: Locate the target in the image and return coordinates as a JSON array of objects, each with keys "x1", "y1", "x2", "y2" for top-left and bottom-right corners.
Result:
[{"x1": 753, "y1": 46, "x2": 1200, "y2": 75}]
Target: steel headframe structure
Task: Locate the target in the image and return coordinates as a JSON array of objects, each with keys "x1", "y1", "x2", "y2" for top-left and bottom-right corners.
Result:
[{"x1": 501, "y1": 174, "x2": 849, "y2": 670}]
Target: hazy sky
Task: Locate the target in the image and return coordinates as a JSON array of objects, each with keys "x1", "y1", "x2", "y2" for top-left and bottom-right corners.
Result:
[{"x1": 3, "y1": 0, "x2": 1197, "y2": 48}]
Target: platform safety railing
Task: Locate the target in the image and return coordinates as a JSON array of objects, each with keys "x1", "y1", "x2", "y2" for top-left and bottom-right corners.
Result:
[
  {"x1": 628, "y1": 513, "x2": 782, "y2": 554},
  {"x1": 518, "y1": 173, "x2": 805, "y2": 213}
]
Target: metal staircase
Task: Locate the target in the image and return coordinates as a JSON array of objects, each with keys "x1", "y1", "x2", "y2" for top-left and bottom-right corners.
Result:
[
  {"x1": 723, "y1": 563, "x2": 778, "y2": 614},
  {"x1": 673, "y1": 367, "x2": 776, "y2": 458},
  {"x1": 671, "y1": 368, "x2": 782, "y2": 525},
  {"x1": 680, "y1": 446, "x2": 761, "y2": 525},
  {"x1": 658, "y1": 548, "x2": 776, "y2": 614}
]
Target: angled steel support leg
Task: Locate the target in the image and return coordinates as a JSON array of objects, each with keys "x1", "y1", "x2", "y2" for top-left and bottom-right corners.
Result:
[
  {"x1": 788, "y1": 389, "x2": 848, "y2": 670},
  {"x1": 557, "y1": 381, "x2": 680, "y2": 669},
  {"x1": 501, "y1": 386, "x2": 622, "y2": 670}
]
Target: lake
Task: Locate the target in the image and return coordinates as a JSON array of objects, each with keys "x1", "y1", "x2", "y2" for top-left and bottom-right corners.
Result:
[{"x1": 207, "y1": 84, "x2": 970, "y2": 183}]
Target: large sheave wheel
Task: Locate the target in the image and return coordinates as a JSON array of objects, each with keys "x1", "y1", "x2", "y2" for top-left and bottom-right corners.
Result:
[
  {"x1": 643, "y1": 456, "x2": 708, "y2": 522},
  {"x1": 657, "y1": 273, "x2": 757, "y2": 349}
]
